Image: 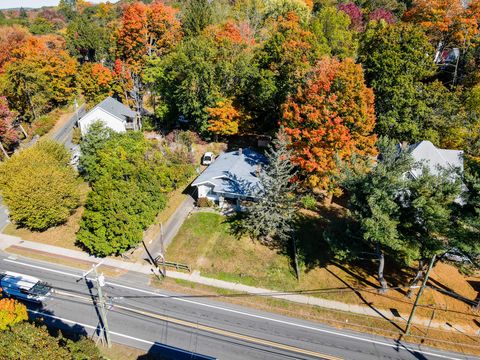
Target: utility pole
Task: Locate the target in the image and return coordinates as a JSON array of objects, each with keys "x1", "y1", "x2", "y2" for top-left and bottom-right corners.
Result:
[
  {"x1": 82, "y1": 262, "x2": 111, "y2": 347},
  {"x1": 405, "y1": 254, "x2": 436, "y2": 335},
  {"x1": 74, "y1": 98, "x2": 79, "y2": 125},
  {"x1": 159, "y1": 222, "x2": 166, "y2": 277},
  {"x1": 95, "y1": 271, "x2": 111, "y2": 348}
]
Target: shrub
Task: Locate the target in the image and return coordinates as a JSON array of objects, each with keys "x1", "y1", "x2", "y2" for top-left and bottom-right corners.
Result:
[
  {"x1": 301, "y1": 194, "x2": 317, "y2": 210},
  {"x1": 165, "y1": 130, "x2": 204, "y2": 147},
  {"x1": 71, "y1": 127, "x2": 81, "y2": 144},
  {"x1": 178, "y1": 130, "x2": 200, "y2": 147},
  {"x1": 141, "y1": 115, "x2": 157, "y2": 131},
  {"x1": 30, "y1": 115, "x2": 56, "y2": 136},
  {"x1": 197, "y1": 197, "x2": 214, "y2": 207}
]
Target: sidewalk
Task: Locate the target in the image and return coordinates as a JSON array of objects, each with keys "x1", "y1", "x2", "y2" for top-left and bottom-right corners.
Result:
[{"x1": 0, "y1": 233, "x2": 476, "y2": 334}]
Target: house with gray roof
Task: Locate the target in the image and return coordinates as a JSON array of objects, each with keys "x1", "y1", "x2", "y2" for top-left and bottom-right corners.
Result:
[
  {"x1": 192, "y1": 148, "x2": 267, "y2": 203},
  {"x1": 404, "y1": 140, "x2": 465, "y2": 204},
  {"x1": 78, "y1": 97, "x2": 140, "y2": 136},
  {"x1": 405, "y1": 140, "x2": 463, "y2": 178}
]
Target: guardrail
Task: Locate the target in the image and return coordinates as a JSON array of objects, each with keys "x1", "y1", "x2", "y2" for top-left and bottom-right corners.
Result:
[{"x1": 154, "y1": 256, "x2": 191, "y2": 272}]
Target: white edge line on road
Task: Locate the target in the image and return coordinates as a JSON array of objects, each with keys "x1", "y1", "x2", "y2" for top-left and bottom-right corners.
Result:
[
  {"x1": 3, "y1": 258, "x2": 467, "y2": 360},
  {"x1": 28, "y1": 309, "x2": 154, "y2": 346}
]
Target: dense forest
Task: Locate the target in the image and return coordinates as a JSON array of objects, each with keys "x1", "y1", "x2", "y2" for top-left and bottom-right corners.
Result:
[{"x1": 0, "y1": 0, "x2": 478, "y2": 156}]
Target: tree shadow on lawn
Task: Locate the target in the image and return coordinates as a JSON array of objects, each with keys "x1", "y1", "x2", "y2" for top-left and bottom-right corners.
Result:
[
  {"x1": 428, "y1": 278, "x2": 479, "y2": 308},
  {"x1": 226, "y1": 206, "x2": 413, "y2": 292},
  {"x1": 294, "y1": 209, "x2": 413, "y2": 289}
]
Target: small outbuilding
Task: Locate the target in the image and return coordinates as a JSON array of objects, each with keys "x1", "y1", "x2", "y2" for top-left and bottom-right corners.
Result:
[
  {"x1": 78, "y1": 97, "x2": 140, "y2": 136},
  {"x1": 192, "y1": 148, "x2": 267, "y2": 203}
]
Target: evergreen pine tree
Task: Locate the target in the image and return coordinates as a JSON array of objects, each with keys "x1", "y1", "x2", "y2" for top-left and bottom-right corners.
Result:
[
  {"x1": 182, "y1": 0, "x2": 212, "y2": 37},
  {"x1": 244, "y1": 128, "x2": 297, "y2": 248}
]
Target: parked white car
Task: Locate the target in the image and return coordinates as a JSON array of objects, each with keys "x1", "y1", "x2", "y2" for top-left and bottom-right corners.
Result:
[
  {"x1": 70, "y1": 145, "x2": 81, "y2": 167},
  {"x1": 202, "y1": 152, "x2": 214, "y2": 165}
]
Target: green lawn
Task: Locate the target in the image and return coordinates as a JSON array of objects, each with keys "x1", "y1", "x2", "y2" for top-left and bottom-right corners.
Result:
[{"x1": 167, "y1": 212, "x2": 300, "y2": 290}]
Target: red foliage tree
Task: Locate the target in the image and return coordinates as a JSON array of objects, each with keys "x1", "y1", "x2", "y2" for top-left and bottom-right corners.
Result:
[
  {"x1": 112, "y1": 59, "x2": 134, "y2": 104},
  {"x1": 368, "y1": 8, "x2": 396, "y2": 24},
  {"x1": 282, "y1": 57, "x2": 377, "y2": 191},
  {"x1": 0, "y1": 97, "x2": 18, "y2": 150},
  {"x1": 338, "y1": 2, "x2": 364, "y2": 32}
]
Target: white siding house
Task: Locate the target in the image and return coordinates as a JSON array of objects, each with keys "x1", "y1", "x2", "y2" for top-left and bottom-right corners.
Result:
[{"x1": 78, "y1": 97, "x2": 139, "y2": 136}]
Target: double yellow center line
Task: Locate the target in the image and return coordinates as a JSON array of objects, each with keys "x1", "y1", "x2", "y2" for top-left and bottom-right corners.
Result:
[
  {"x1": 55, "y1": 290, "x2": 342, "y2": 359},
  {"x1": 114, "y1": 303, "x2": 342, "y2": 360}
]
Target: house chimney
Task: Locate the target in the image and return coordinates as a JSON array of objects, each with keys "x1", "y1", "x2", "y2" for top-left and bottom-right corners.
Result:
[
  {"x1": 256, "y1": 164, "x2": 261, "y2": 177},
  {"x1": 239, "y1": 148, "x2": 243, "y2": 155}
]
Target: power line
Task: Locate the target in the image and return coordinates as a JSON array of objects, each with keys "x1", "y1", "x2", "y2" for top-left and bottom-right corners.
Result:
[
  {"x1": 46, "y1": 281, "x2": 480, "y2": 318},
  {"x1": 40, "y1": 290, "x2": 480, "y2": 356}
]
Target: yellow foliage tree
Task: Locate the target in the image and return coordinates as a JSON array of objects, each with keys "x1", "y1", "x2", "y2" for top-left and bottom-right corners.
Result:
[
  {"x1": 207, "y1": 99, "x2": 243, "y2": 136},
  {"x1": 0, "y1": 140, "x2": 80, "y2": 231},
  {"x1": 0, "y1": 295, "x2": 28, "y2": 331}
]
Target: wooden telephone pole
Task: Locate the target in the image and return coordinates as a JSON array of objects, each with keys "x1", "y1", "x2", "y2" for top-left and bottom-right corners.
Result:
[
  {"x1": 82, "y1": 262, "x2": 111, "y2": 347},
  {"x1": 405, "y1": 254, "x2": 436, "y2": 335}
]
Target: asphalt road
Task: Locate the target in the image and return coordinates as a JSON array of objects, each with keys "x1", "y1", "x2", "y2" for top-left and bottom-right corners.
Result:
[
  {"x1": 52, "y1": 104, "x2": 86, "y2": 149},
  {"x1": 0, "y1": 253, "x2": 476, "y2": 360}
]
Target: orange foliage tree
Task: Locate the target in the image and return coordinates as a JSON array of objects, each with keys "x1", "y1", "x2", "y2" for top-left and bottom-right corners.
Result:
[
  {"x1": 208, "y1": 20, "x2": 255, "y2": 46},
  {"x1": 404, "y1": 0, "x2": 479, "y2": 48},
  {"x1": 0, "y1": 295, "x2": 28, "y2": 331},
  {"x1": 116, "y1": 1, "x2": 182, "y2": 111},
  {"x1": 0, "y1": 25, "x2": 30, "y2": 73},
  {"x1": 1, "y1": 36, "x2": 78, "y2": 120},
  {"x1": 78, "y1": 62, "x2": 117, "y2": 105},
  {"x1": 282, "y1": 57, "x2": 377, "y2": 191},
  {"x1": 117, "y1": 1, "x2": 182, "y2": 69},
  {"x1": 207, "y1": 99, "x2": 244, "y2": 136},
  {"x1": 251, "y1": 11, "x2": 325, "y2": 132}
]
